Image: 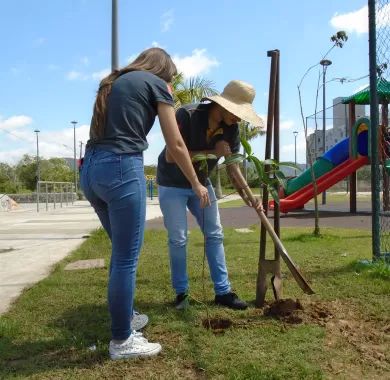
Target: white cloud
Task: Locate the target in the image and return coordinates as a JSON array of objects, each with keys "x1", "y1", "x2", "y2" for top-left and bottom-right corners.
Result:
[
  {"x1": 353, "y1": 83, "x2": 368, "y2": 94},
  {"x1": 91, "y1": 68, "x2": 110, "y2": 81},
  {"x1": 280, "y1": 120, "x2": 295, "y2": 130},
  {"x1": 173, "y1": 49, "x2": 220, "y2": 78},
  {"x1": 0, "y1": 121, "x2": 91, "y2": 165},
  {"x1": 66, "y1": 71, "x2": 88, "y2": 80},
  {"x1": 0, "y1": 115, "x2": 32, "y2": 131},
  {"x1": 378, "y1": 4, "x2": 390, "y2": 29},
  {"x1": 257, "y1": 115, "x2": 296, "y2": 131},
  {"x1": 66, "y1": 68, "x2": 109, "y2": 81},
  {"x1": 161, "y1": 9, "x2": 174, "y2": 32},
  {"x1": 330, "y1": 6, "x2": 368, "y2": 34},
  {"x1": 0, "y1": 148, "x2": 29, "y2": 164}
]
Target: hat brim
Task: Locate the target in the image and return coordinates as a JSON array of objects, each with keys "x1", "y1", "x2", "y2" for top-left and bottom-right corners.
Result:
[{"x1": 203, "y1": 95, "x2": 264, "y2": 127}]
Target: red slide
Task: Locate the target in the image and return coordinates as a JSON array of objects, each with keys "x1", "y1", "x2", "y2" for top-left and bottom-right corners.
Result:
[{"x1": 275, "y1": 156, "x2": 369, "y2": 213}]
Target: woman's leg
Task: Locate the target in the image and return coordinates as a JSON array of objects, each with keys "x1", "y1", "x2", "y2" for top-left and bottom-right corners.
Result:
[
  {"x1": 158, "y1": 185, "x2": 191, "y2": 295},
  {"x1": 187, "y1": 185, "x2": 231, "y2": 295},
  {"x1": 90, "y1": 152, "x2": 146, "y2": 340}
]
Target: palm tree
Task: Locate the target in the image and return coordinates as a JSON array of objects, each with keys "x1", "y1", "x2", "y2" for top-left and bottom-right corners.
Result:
[
  {"x1": 171, "y1": 73, "x2": 218, "y2": 109},
  {"x1": 239, "y1": 121, "x2": 265, "y2": 180}
]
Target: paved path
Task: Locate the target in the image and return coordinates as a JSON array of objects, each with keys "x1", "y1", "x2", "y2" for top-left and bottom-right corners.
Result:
[{"x1": 0, "y1": 199, "x2": 163, "y2": 315}]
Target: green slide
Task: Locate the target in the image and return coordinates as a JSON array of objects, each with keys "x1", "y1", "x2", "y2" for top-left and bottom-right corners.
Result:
[{"x1": 285, "y1": 158, "x2": 334, "y2": 196}]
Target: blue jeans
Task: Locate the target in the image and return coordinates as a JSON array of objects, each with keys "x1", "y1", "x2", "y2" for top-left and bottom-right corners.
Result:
[
  {"x1": 158, "y1": 184, "x2": 231, "y2": 296},
  {"x1": 80, "y1": 148, "x2": 146, "y2": 340}
]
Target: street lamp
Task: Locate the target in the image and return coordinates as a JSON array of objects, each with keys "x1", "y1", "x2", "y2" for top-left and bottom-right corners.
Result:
[
  {"x1": 71, "y1": 121, "x2": 78, "y2": 194},
  {"x1": 112, "y1": 0, "x2": 119, "y2": 71},
  {"x1": 34, "y1": 129, "x2": 40, "y2": 212},
  {"x1": 320, "y1": 59, "x2": 332, "y2": 205},
  {"x1": 293, "y1": 131, "x2": 298, "y2": 176}
]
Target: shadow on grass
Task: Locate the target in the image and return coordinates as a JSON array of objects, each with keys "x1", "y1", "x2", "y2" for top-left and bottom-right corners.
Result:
[{"x1": 1, "y1": 304, "x2": 110, "y2": 378}]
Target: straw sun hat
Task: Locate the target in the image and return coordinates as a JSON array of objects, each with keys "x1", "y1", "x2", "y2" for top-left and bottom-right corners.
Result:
[{"x1": 202, "y1": 80, "x2": 264, "y2": 127}]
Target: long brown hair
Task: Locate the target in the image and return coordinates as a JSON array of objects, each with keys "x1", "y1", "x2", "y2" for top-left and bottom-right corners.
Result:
[{"x1": 90, "y1": 47, "x2": 177, "y2": 140}]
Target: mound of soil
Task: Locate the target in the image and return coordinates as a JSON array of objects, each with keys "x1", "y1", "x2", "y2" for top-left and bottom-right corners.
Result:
[{"x1": 264, "y1": 298, "x2": 333, "y2": 325}]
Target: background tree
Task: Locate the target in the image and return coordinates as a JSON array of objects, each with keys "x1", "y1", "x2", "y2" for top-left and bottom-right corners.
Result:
[
  {"x1": 297, "y1": 31, "x2": 348, "y2": 236},
  {"x1": 15, "y1": 155, "x2": 37, "y2": 191},
  {"x1": 0, "y1": 163, "x2": 18, "y2": 193},
  {"x1": 171, "y1": 73, "x2": 218, "y2": 109}
]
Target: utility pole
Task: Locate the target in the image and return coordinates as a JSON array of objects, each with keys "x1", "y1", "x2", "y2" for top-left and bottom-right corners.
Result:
[
  {"x1": 34, "y1": 129, "x2": 40, "y2": 212},
  {"x1": 71, "y1": 120, "x2": 78, "y2": 194}
]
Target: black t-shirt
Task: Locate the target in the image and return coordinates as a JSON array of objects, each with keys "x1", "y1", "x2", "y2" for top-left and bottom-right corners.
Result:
[
  {"x1": 157, "y1": 103, "x2": 240, "y2": 188},
  {"x1": 87, "y1": 70, "x2": 174, "y2": 154}
]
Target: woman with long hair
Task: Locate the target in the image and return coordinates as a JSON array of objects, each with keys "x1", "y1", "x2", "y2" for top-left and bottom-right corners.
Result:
[{"x1": 80, "y1": 48, "x2": 210, "y2": 360}]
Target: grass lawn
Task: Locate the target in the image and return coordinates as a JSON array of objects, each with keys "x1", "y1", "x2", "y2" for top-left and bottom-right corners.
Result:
[
  {"x1": 219, "y1": 192, "x2": 371, "y2": 209},
  {"x1": 0, "y1": 226, "x2": 389, "y2": 379}
]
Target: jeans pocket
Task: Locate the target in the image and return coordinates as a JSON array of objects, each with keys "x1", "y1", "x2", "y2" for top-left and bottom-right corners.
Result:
[{"x1": 92, "y1": 154, "x2": 122, "y2": 188}]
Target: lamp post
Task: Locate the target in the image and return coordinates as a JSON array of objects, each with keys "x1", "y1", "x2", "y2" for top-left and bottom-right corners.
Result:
[
  {"x1": 34, "y1": 129, "x2": 40, "y2": 212},
  {"x1": 320, "y1": 59, "x2": 332, "y2": 205},
  {"x1": 293, "y1": 131, "x2": 298, "y2": 176},
  {"x1": 71, "y1": 121, "x2": 78, "y2": 194},
  {"x1": 112, "y1": 0, "x2": 119, "y2": 71},
  {"x1": 79, "y1": 141, "x2": 84, "y2": 160}
]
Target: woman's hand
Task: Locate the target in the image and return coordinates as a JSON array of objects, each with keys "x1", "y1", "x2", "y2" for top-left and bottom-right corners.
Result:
[{"x1": 192, "y1": 182, "x2": 210, "y2": 208}]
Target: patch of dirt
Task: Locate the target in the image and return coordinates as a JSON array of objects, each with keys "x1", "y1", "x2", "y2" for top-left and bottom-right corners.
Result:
[
  {"x1": 263, "y1": 299, "x2": 305, "y2": 324},
  {"x1": 323, "y1": 300, "x2": 389, "y2": 377},
  {"x1": 202, "y1": 318, "x2": 232, "y2": 333}
]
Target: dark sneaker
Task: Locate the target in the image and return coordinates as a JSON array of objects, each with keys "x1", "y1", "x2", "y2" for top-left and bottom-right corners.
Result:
[
  {"x1": 175, "y1": 293, "x2": 189, "y2": 310},
  {"x1": 215, "y1": 292, "x2": 248, "y2": 310}
]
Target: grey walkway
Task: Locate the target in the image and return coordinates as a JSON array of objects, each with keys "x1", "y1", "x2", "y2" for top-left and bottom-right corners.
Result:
[{"x1": 0, "y1": 199, "x2": 164, "y2": 315}]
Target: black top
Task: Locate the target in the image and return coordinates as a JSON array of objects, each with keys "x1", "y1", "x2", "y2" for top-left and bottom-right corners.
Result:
[
  {"x1": 157, "y1": 103, "x2": 240, "y2": 188},
  {"x1": 87, "y1": 70, "x2": 174, "y2": 154}
]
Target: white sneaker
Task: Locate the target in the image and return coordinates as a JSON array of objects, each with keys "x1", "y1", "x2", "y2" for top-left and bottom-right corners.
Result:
[{"x1": 109, "y1": 332, "x2": 162, "y2": 360}]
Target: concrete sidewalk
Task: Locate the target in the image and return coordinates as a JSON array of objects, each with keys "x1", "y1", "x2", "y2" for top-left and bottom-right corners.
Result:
[{"x1": 0, "y1": 199, "x2": 164, "y2": 315}]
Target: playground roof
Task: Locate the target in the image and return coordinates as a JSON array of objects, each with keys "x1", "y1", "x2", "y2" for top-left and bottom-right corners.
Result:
[{"x1": 342, "y1": 78, "x2": 390, "y2": 105}]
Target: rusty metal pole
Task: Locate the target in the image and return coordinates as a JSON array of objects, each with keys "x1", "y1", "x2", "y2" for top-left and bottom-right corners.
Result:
[{"x1": 256, "y1": 50, "x2": 280, "y2": 307}]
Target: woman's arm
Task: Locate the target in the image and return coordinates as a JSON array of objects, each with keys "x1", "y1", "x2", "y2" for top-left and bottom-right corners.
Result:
[{"x1": 157, "y1": 102, "x2": 210, "y2": 207}]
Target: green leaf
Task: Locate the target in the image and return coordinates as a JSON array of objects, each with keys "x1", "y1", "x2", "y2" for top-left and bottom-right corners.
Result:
[
  {"x1": 269, "y1": 187, "x2": 280, "y2": 203},
  {"x1": 205, "y1": 154, "x2": 218, "y2": 160},
  {"x1": 222, "y1": 154, "x2": 245, "y2": 166},
  {"x1": 248, "y1": 156, "x2": 265, "y2": 180},
  {"x1": 240, "y1": 137, "x2": 252, "y2": 156},
  {"x1": 275, "y1": 170, "x2": 288, "y2": 189},
  {"x1": 263, "y1": 158, "x2": 276, "y2": 166},
  {"x1": 192, "y1": 154, "x2": 208, "y2": 163}
]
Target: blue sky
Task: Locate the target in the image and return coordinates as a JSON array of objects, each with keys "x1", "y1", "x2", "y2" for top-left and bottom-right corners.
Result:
[{"x1": 0, "y1": 0, "x2": 375, "y2": 165}]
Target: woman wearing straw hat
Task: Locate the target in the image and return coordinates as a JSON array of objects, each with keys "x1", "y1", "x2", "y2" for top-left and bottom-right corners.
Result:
[{"x1": 157, "y1": 80, "x2": 263, "y2": 310}]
